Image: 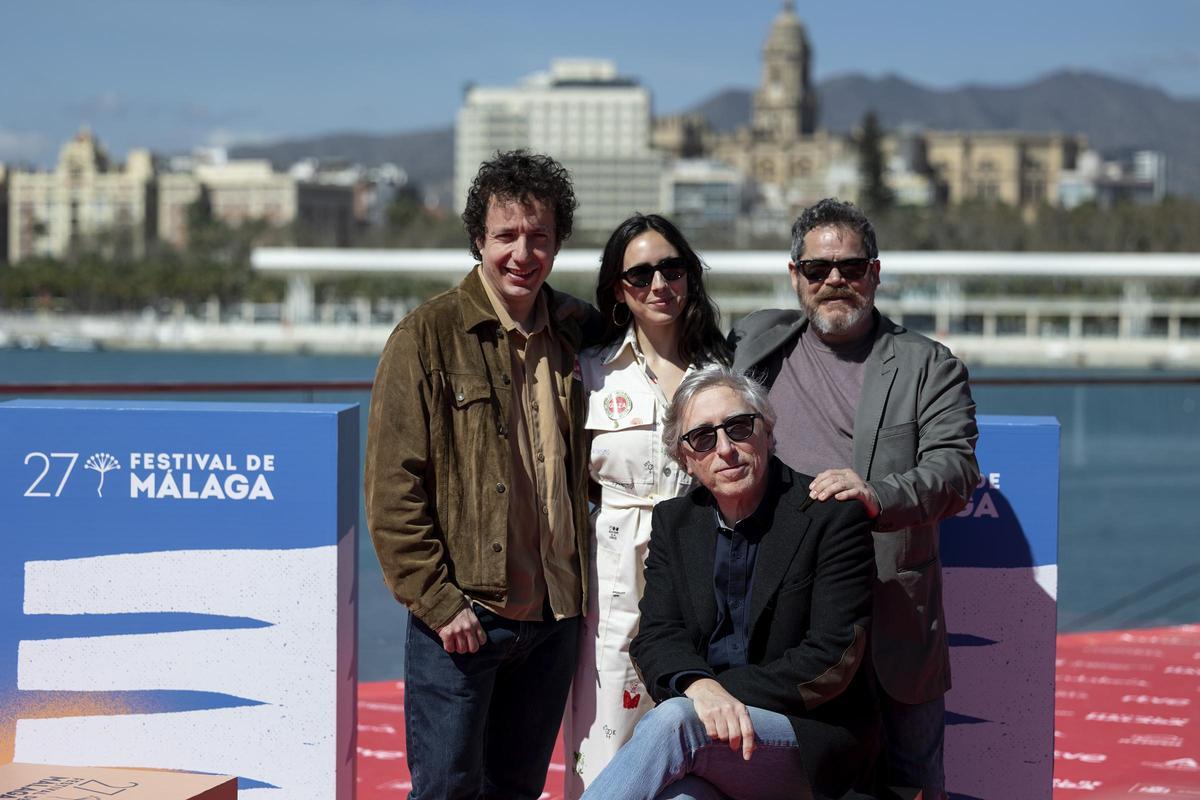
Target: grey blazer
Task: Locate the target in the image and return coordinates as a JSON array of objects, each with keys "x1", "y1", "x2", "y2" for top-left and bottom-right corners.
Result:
[{"x1": 730, "y1": 308, "x2": 980, "y2": 704}]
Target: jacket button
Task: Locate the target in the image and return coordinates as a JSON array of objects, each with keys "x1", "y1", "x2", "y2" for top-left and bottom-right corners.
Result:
[
  {"x1": 536, "y1": 452, "x2": 544, "y2": 463},
  {"x1": 498, "y1": 424, "x2": 507, "y2": 436},
  {"x1": 492, "y1": 542, "x2": 503, "y2": 552},
  {"x1": 496, "y1": 482, "x2": 506, "y2": 494},
  {"x1": 456, "y1": 392, "x2": 465, "y2": 402},
  {"x1": 502, "y1": 375, "x2": 511, "y2": 385}
]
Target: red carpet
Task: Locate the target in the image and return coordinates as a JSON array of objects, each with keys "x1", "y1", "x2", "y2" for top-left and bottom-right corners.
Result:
[
  {"x1": 355, "y1": 680, "x2": 566, "y2": 799},
  {"x1": 356, "y1": 625, "x2": 1200, "y2": 799},
  {"x1": 1053, "y1": 625, "x2": 1200, "y2": 797}
]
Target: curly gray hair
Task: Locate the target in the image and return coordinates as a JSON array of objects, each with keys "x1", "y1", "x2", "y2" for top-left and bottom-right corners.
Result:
[{"x1": 662, "y1": 364, "x2": 776, "y2": 464}]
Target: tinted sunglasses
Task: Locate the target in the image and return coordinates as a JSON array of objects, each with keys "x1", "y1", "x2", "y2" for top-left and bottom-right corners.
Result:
[
  {"x1": 794, "y1": 257, "x2": 875, "y2": 282},
  {"x1": 621, "y1": 256, "x2": 688, "y2": 288},
  {"x1": 679, "y1": 413, "x2": 761, "y2": 453}
]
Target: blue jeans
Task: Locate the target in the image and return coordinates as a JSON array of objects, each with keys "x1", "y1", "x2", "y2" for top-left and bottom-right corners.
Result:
[
  {"x1": 881, "y1": 693, "x2": 945, "y2": 799},
  {"x1": 404, "y1": 605, "x2": 580, "y2": 800},
  {"x1": 581, "y1": 697, "x2": 812, "y2": 800}
]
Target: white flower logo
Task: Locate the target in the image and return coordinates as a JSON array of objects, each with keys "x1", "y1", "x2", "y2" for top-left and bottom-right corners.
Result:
[{"x1": 84, "y1": 452, "x2": 121, "y2": 497}]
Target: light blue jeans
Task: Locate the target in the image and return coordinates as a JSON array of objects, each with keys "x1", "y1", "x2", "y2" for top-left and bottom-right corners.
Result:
[{"x1": 581, "y1": 697, "x2": 812, "y2": 800}]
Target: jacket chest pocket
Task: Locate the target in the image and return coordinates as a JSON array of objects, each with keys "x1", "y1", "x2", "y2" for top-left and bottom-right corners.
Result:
[
  {"x1": 871, "y1": 420, "x2": 917, "y2": 477},
  {"x1": 446, "y1": 374, "x2": 502, "y2": 458},
  {"x1": 450, "y1": 374, "x2": 494, "y2": 411},
  {"x1": 585, "y1": 389, "x2": 659, "y2": 490}
]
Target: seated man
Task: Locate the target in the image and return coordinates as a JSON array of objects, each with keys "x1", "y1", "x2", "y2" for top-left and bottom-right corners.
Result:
[{"x1": 583, "y1": 365, "x2": 879, "y2": 800}]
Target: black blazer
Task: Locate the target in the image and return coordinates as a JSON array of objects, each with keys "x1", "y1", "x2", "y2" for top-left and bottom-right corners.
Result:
[{"x1": 631, "y1": 459, "x2": 880, "y2": 797}]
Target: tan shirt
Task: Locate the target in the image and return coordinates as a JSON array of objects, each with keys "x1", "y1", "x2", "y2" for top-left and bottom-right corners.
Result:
[{"x1": 479, "y1": 279, "x2": 581, "y2": 621}]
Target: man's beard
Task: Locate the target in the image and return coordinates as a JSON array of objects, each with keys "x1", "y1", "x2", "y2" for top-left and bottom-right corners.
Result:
[{"x1": 802, "y1": 287, "x2": 872, "y2": 337}]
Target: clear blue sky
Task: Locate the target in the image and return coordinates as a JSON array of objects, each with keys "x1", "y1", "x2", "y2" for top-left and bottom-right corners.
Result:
[{"x1": 4, "y1": 0, "x2": 1198, "y2": 166}]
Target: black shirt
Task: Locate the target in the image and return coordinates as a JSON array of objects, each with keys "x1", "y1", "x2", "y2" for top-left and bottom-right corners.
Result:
[
  {"x1": 708, "y1": 500, "x2": 768, "y2": 670},
  {"x1": 670, "y1": 460, "x2": 784, "y2": 692}
]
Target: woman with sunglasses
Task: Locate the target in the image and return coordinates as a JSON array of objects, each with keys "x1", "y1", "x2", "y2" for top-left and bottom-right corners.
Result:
[{"x1": 563, "y1": 214, "x2": 731, "y2": 798}]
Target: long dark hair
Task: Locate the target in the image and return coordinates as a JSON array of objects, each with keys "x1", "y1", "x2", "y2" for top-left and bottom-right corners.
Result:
[{"x1": 595, "y1": 213, "x2": 732, "y2": 367}]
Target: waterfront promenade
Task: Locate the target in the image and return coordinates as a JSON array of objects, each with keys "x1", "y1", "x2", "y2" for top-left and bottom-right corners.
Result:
[
  {"x1": 5, "y1": 305, "x2": 1200, "y2": 369},
  {"x1": 4, "y1": 246, "x2": 1200, "y2": 368}
]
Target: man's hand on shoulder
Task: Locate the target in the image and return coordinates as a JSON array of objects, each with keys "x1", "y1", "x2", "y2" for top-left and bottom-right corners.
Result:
[
  {"x1": 684, "y1": 678, "x2": 756, "y2": 761},
  {"x1": 809, "y1": 468, "x2": 880, "y2": 519},
  {"x1": 438, "y1": 606, "x2": 488, "y2": 654}
]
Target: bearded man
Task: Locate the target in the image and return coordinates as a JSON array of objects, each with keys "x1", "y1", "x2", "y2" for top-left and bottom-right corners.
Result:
[{"x1": 729, "y1": 198, "x2": 980, "y2": 799}]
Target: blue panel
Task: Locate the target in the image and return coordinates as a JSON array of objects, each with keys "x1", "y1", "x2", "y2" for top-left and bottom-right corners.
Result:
[
  {"x1": 0, "y1": 402, "x2": 357, "y2": 558},
  {"x1": 941, "y1": 415, "x2": 1060, "y2": 568},
  {"x1": 940, "y1": 414, "x2": 1059, "y2": 798},
  {"x1": 0, "y1": 400, "x2": 358, "y2": 797}
]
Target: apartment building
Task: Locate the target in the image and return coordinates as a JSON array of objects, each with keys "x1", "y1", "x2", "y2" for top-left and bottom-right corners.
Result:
[
  {"x1": 8, "y1": 129, "x2": 156, "y2": 262},
  {"x1": 158, "y1": 159, "x2": 354, "y2": 249},
  {"x1": 455, "y1": 58, "x2": 662, "y2": 238}
]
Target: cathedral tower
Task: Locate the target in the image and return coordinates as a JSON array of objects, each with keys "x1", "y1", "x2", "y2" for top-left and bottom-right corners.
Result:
[{"x1": 752, "y1": 0, "x2": 817, "y2": 139}]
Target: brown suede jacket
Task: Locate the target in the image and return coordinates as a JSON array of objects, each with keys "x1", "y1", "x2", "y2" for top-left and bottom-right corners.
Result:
[{"x1": 364, "y1": 266, "x2": 591, "y2": 631}]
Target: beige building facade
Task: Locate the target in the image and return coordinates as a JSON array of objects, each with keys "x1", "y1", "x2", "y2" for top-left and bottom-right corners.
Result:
[
  {"x1": 158, "y1": 160, "x2": 354, "y2": 250},
  {"x1": 7, "y1": 131, "x2": 354, "y2": 262},
  {"x1": 8, "y1": 129, "x2": 156, "y2": 263},
  {"x1": 924, "y1": 131, "x2": 1086, "y2": 206}
]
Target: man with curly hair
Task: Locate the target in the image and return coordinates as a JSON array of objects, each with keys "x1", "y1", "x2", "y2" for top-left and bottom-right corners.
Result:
[{"x1": 366, "y1": 150, "x2": 591, "y2": 799}]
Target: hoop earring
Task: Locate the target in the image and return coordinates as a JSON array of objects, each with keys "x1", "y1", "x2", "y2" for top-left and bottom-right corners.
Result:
[{"x1": 611, "y1": 303, "x2": 631, "y2": 327}]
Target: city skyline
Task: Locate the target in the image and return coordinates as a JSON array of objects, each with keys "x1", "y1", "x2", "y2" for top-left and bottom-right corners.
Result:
[{"x1": 4, "y1": 0, "x2": 1199, "y2": 167}]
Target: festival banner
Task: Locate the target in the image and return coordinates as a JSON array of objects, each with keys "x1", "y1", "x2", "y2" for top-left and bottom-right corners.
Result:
[
  {"x1": 0, "y1": 400, "x2": 358, "y2": 800},
  {"x1": 942, "y1": 414, "x2": 1060, "y2": 798}
]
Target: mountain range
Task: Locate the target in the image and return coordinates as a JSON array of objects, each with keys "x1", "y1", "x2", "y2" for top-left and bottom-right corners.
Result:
[{"x1": 231, "y1": 69, "x2": 1200, "y2": 198}]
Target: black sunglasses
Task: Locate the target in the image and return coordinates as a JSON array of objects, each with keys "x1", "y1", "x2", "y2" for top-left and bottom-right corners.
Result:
[
  {"x1": 794, "y1": 257, "x2": 875, "y2": 282},
  {"x1": 679, "y1": 413, "x2": 761, "y2": 453},
  {"x1": 621, "y1": 256, "x2": 688, "y2": 288}
]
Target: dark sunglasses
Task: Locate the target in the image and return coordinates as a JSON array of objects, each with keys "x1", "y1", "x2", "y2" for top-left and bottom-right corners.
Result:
[
  {"x1": 679, "y1": 413, "x2": 761, "y2": 453},
  {"x1": 794, "y1": 257, "x2": 875, "y2": 282},
  {"x1": 621, "y1": 256, "x2": 688, "y2": 288}
]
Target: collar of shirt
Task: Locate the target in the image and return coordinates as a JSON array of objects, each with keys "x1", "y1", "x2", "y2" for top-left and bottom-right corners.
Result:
[
  {"x1": 601, "y1": 324, "x2": 643, "y2": 366},
  {"x1": 479, "y1": 276, "x2": 550, "y2": 339},
  {"x1": 712, "y1": 504, "x2": 770, "y2": 543},
  {"x1": 600, "y1": 325, "x2": 696, "y2": 409}
]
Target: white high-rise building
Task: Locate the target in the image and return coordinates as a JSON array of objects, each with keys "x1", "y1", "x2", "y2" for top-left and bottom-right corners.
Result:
[{"x1": 455, "y1": 59, "x2": 663, "y2": 239}]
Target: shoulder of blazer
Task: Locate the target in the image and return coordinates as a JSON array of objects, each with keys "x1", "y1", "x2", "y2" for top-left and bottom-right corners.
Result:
[
  {"x1": 877, "y1": 313, "x2": 959, "y2": 365},
  {"x1": 733, "y1": 308, "x2": 804, "y2": 339},
  {"x1": 804, "y1": 492, "x2": 874, "y2": 531},
  {"x1": 654, "y1": 487, "x2": 711, "y2": 527},
  {"x1": 731, "y1": 309, "x2": 803, "y2": 347},
  {"x1": 776, "y1": 462, "x2": 873, "y2": 530},
  {"x1": 730, "y1": 309, "x2": 806, "y2": 374}
]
